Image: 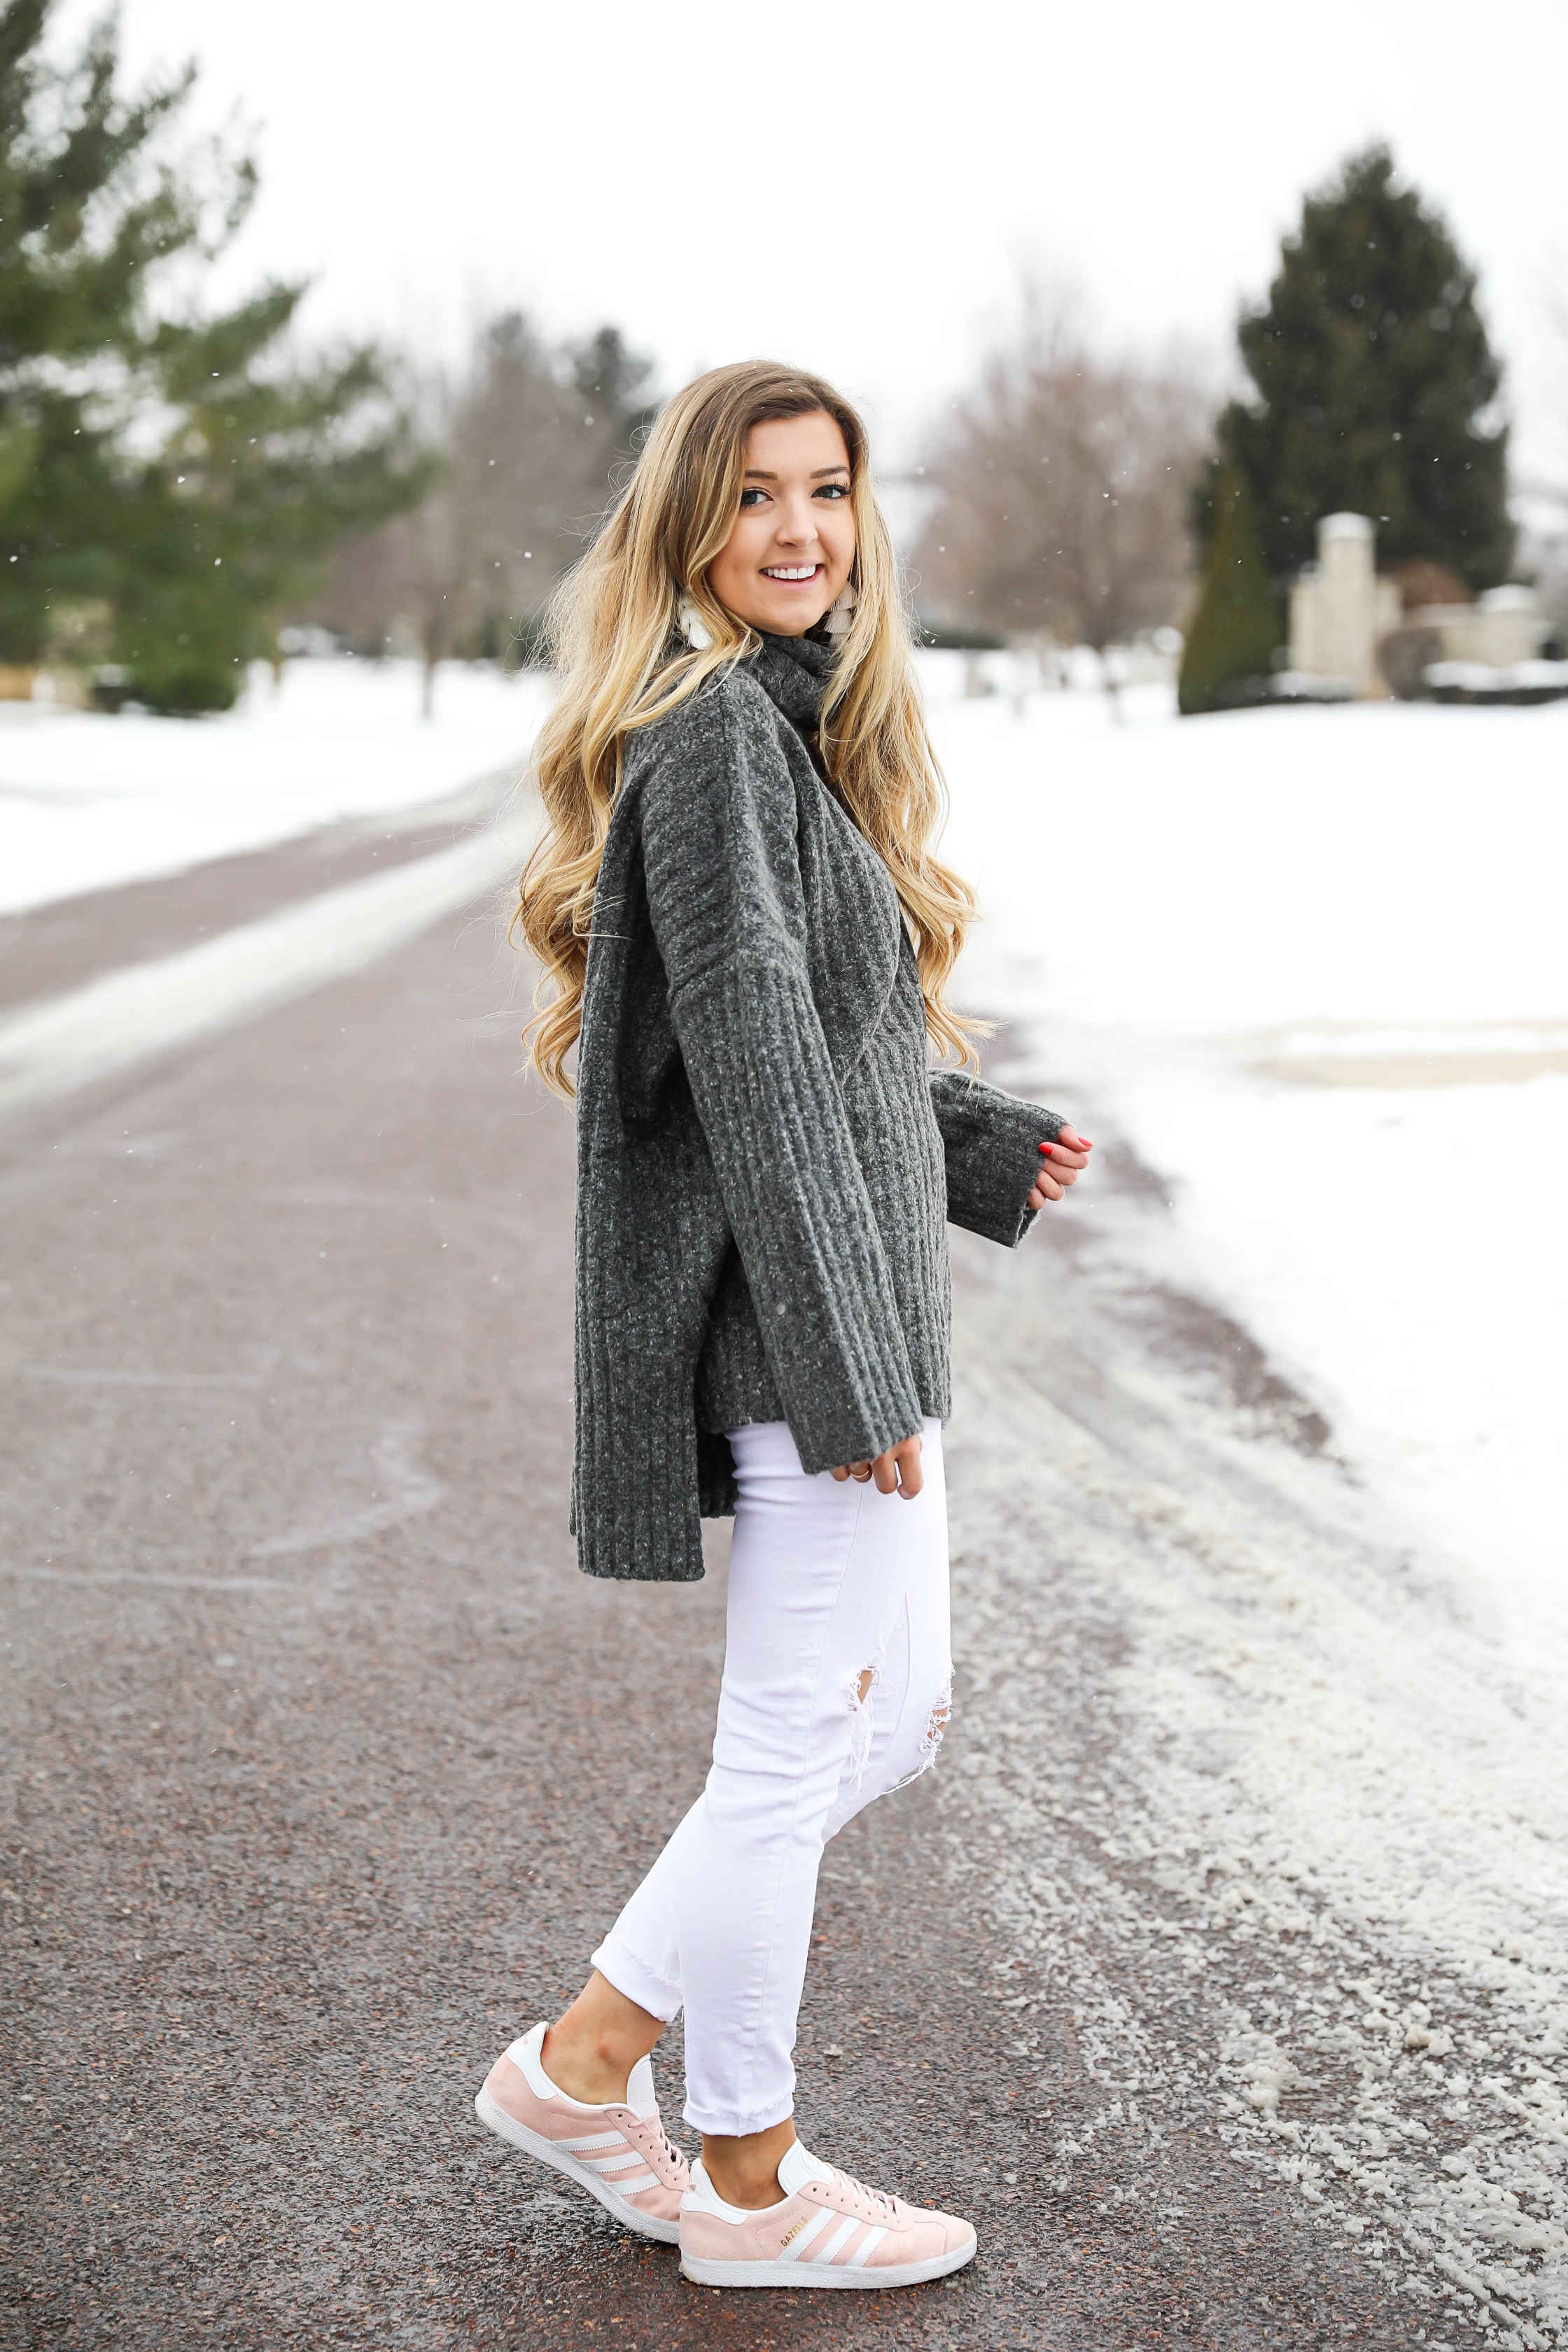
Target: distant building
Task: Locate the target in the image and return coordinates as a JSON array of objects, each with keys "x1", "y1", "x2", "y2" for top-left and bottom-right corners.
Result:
[
  {"x1": 1287, "y1": 513, "x2": 1543, "y2": 696},
  {"x1": 1410, "y1": 586, "x2": 1544, "y2": 668},
  {"x1": 1288, "y1": 515, "x2": 1399, "y2": 695}
]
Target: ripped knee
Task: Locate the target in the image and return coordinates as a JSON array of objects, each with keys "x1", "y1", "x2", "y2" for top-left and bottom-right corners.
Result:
[
  {"x1": 886, "y1": 1676, "x2": 953, "y2": 1792},
  {"x1": 846, "y1": 1665, "x2": 954, "y2": 1798},
  {"x1": 913, "y1": 1676, "x2": 953, "y2": 1775},
  {"x1": 846, "y1": 1657, "x2": 881, "y2": 1786}
]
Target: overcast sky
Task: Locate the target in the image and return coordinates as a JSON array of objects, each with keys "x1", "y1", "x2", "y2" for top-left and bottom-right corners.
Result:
[{"x1": 69, "y1": 0, "x2": 1568, "y2": 485}]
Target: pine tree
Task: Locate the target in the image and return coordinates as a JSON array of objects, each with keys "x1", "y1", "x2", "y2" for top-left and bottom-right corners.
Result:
[
  {"x1": 1213, "y1": 146, "x2": 1512, "y2": 591},
  {"x1": 1178, "y1": 468, "x2": 1282, "y2": 715},
  {"x1": 0, "y1": 0, "x2": 427, "y2": 710},
  {"x1": 118, "y1": 294, "x2": 431, "y2": 712},
  {"x1": 568, "y1": 324, "x2": 656, "y2": 468}
]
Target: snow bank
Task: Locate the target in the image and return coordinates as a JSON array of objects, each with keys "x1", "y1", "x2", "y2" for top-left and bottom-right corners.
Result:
[
  {"x1": 0, "y1": 658, "x2": 547, "y2": 917},
  {"x1": 934, "y1": 679, "x2": 1568, "y2": 1666}
]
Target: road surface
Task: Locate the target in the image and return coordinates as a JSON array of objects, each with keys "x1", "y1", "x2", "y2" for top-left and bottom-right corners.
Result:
[{"x1": 2, "y1": 790, "x2": 1513, "y2": 2348}]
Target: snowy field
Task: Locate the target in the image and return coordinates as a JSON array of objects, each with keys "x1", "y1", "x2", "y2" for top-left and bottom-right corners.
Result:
[
  {"x1": 0, "y1": 657, "x2": 546, "y2": 916},
  {"x1": 932, "y1": 671, "x2": 1568, "y2": 1675},
  {"x1": 930, "y1": 672, "x2": 1568, "y2": 2339}
]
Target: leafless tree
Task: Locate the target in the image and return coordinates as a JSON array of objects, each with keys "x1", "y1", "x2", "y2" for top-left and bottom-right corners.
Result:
[
  {"x1": 914, "y1": 287, "x2": 1211, "y2": 695},
  {"x1": 310, "y1": 316, "x2": 650, "y2": 714}
]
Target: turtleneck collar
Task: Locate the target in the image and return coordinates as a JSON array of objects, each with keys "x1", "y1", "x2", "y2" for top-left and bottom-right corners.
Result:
[{"x1": 747, "y1": 631, "x2": 833, "y2": 729}]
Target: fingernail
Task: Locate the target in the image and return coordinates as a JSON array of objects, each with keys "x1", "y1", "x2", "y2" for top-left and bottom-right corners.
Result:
[{"x1": 1039, "y1": 1141, "x2": 1054, "y2": 1156}]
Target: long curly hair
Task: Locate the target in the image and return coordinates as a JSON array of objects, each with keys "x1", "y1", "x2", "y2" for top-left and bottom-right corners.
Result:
[{"x1": 514, "y1": 358, "x2": 981, "y2": 1096}]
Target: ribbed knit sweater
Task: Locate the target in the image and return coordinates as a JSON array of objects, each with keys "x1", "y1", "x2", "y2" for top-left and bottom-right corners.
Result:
[{"x1": 571, "y1": 630, "x2": 1061, "y2": 1581}]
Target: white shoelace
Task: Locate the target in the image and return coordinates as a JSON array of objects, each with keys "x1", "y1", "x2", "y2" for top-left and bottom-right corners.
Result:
[
  {"x1": 644, "y1": 2113, "x2": 684, "y2": 2178},
  {"x1": 831, "y1": 2166, "x2": 899, "y2": 2222}
]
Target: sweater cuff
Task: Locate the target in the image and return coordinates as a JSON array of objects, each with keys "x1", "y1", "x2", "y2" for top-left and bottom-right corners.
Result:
[
  {"x1": 936, "y1": 1077, "x2": 1063, "y2": 1249},
  {"x1": 786, "y1": 1390, "x2": 927, "y2": 1478},
  {"x1": 976, "y1": 1095, "x2": 1054, "y2": 1247}
]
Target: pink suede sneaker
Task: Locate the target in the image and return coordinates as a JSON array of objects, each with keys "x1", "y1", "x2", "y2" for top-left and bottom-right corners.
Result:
[
  {"x1": 678, "y1": 2140, "x2": 977, "y2": 2288},
  {"x1": 474, "y1": 2021, "x2": 688, "y2": 2244}
]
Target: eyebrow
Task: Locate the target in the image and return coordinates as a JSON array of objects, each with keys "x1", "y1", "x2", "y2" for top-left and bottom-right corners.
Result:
[{"x1": 743, "y1": 465, "x2": 850, "y2": 480}]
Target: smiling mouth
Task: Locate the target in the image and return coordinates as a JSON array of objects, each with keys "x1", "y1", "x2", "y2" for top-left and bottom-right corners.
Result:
[{"x1": 761, "y1": 564, "x2": 824, "y2": 583}]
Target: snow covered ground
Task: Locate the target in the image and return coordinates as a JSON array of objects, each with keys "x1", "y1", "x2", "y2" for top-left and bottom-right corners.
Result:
[
  {"x1": 0, "y1": 657, "x2": 546, "y2": 916},
  {"x1": 928, "y1": 673, "x2": 1568, "y2": 2340},
  {"x1": 932, "y1": 673, "x2": 1568, "y2": 1674}
]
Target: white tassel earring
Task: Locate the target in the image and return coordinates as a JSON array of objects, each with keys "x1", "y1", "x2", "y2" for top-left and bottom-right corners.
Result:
[
  {"x1": 822, "y1": 580, "x2": 858, "y2": 638},
  {"x1": 678, "y1": 600, "x2": 712, "y2": 650}
]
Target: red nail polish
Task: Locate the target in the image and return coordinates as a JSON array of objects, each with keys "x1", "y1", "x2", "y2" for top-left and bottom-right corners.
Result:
[{"x1": 1039, "y1": 1141, "x2": 1053, "y2": 1155}]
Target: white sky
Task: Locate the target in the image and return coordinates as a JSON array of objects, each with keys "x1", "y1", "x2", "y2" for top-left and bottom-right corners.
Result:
[{"x1": 66, "y1": 0, "x2": 1568, "y2": 484}]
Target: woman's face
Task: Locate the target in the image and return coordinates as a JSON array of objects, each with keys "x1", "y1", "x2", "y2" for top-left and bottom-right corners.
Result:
[{"x1": 705, "y1": 410, "x2": 857, "y2": 638}]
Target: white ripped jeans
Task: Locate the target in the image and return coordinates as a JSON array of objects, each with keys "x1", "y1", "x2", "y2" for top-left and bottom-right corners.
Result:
[{"x1": 593, "y1": 1417, "x2": 953, "y2": 2136}]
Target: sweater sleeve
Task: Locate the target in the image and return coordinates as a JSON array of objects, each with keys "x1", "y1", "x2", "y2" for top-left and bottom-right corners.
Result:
[
  {"x1": 929, "y1": 1068, "x2": 1064, "y2": 1249},
  {"x1": 638, "y1": 690, "x2": 924, "y2": 1474}
]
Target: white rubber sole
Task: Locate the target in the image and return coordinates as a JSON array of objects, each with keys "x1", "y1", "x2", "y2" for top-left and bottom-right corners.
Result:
[
  {"x1": 473, "y1": 2085, "x2": 680, "y2": 2245},
  {"x1": 679, "y1": 2229, "x2": 977, "y2": 2290}
]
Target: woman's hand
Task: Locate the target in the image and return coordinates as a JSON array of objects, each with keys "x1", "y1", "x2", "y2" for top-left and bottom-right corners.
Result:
[
  {"x1": 831, "y1": 1434, "x2": 924, "y2": 1499},
  {"x1": 1029, "y1": 1124, "x2": 1092, "y2": 1209}
]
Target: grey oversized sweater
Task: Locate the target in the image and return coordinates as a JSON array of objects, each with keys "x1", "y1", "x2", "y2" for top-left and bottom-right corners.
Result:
[{"x1": 571, "y1": 631, "x2": 1061, "y2": 1581}]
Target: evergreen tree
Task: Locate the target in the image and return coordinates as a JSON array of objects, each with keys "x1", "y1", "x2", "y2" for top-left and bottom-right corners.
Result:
[
  {"x1": 1178, "y1": 467, "x2": 1282, "y2": 715},
  {"x1": 568, "y1": 324, "x2": 657, "y2": 467},
  {"x1": 0, "y1": 0, "x2": 427, "y2": 710},
  {"x1": 1213, "y1": 146, "x2": 1512, "y2": 590}
]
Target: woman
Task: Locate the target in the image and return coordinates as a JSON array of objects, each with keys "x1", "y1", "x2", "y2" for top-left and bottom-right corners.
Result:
[{"x1": 477, "y1": 362, "x2": 1090, "y2": 2291}]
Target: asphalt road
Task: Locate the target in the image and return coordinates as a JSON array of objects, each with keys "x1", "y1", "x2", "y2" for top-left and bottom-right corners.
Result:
[{"x1": 2, "y1": 825, "x2": 1441, "y2": 2349}]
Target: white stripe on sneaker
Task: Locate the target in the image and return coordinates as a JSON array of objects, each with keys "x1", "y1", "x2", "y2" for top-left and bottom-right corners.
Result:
[
  {"x1": 473, "y1": 2086, "x2": 682, "y2": 2250},
  {"x1": 812, "y1": 2216, "x2": 863, "y2": 2264},
  {"x1": 777, "y1": 2206, "x2": 836, "y2": 2262},
  {"x1": 846, "y1": 2224, "x2": 888, "y2": 2267},
  {"x1": 586, "y1": 2148, "x2": 644, "y2": 2172},
  {"x1": 558, "y1": 2129, "x2": 624, "y2": 2153}
]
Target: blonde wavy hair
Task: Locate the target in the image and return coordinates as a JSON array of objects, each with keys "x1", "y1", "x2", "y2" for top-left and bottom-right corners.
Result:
[{"x1": 514, "y1": 358, "x2": 981, "y2": 1096}]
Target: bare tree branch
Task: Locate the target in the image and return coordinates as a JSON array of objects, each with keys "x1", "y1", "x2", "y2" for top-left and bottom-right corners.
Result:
[
  {"x1": 915, "y1": 286, "x2": 1212, "y2": 663},
  {"x1": 309, "y1": 314, "x2": 650, "y2": 712}
]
